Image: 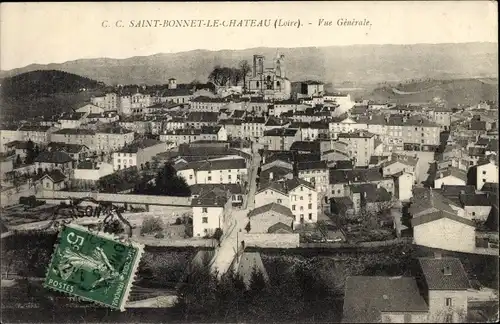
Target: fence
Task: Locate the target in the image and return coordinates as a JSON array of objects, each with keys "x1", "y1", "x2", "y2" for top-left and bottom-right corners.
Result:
[{"x1": 243, "y1": 233, "x2": 300, "y2": 248}]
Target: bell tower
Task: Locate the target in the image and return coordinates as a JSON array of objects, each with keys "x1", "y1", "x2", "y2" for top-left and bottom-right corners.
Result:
[{"x1": 253, "y1": 55, "x2": 264, "y2": 77}]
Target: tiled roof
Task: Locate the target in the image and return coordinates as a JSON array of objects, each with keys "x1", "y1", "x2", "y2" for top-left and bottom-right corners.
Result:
[
  {"x1": 351, "y1": 184, "x2": 392, "y2": 203},
  {"x1": 257, "y1": 177, "x2": 315, "y2": 195},
  {"x1": 331, "y1": 160, "x2": 354, "y2": 170},
  {"x1": 342, "y1": 276, "x2": 428, "y2": 323},
  {"x1": 248, "y1": 202, "x2": 294, "y2": 218},
  {"x1": 18, "y1": 125, "x2": 51, "y2": 132},
  {"x1": 117, "y1": 139, "x2": 162, "y2": 153},
  {"x1": 264, "y1": 128, "x2": 298, "y2": 137},
  {"x1": 231, "y1": 110, "x2": 246, "y2": 119},
  {"x1": 410, "y1": 187, "x2": 461, "y2": 216},
  {"x1": 297, "y1": 160, "x2": 327, "y2": 171},
  {"x1": 48, "y1": 142, "x2": 88, "y2": 154},
  {"x1": 53, "y1": 128, "x2": 95, "y2": 135},
  {"x1": 436, "y1": 167, "x2": 467, "y2": 182},
  {"x1": 290, "y1": 141, "x2": 321, "y2": 153},
  {"x1": 59, "y1": 112, "x2": 86, "y2": 121},
  {"x1": 191, "y1": 191, "x2": 228, "y2": 207},
  {"x1": 329, "y1": 168, "x2": 384, "y2": 185},
  {"x1": 267, "y1": 222, "x2": 293, "y2": 233},
  {"x1": 160, "y1": 88, "x2": 191, "y2": 97},
  {"x1": 480, "y1": 182, "x2": 499, "y2": 193},
  {"x1": 4, "y1": 140, "x2": 31, "y2": 150},
  {"x1": 459, "y1": 193, "x2": 491, "y2": 207},
  {"x1": 418, "y1": 257, "x2": 471, "y2": 290},
  {"x1": 265, "y1": 117, "x2": 288, "y2": 127},
  {"x1": 411, "y1": 210, "x2": 475, "y2": 227},
  {"x1": 186, "y1": 112, "x2": 218, "y2": 122},
  {"x1": 164, "y1": 128, "x2": 202, "y2": 136},
  {"x1": 369, "y1": 155, "x2": 389, "y2": 165},
  {"x1": 190, "y1": 183, "x2": 242, "y2": 196},
  {"x1": 191, "y1": 96, "x2": 228, "y2": 103},
  {"x1": 35, "y1": 169, "x2": 67, "y2": 183},
  {"x1": 181, "y1": 158, "x2": 246, "y2": 172},
  {"x1": 243, "y1": 117, "x2": 265, "y2": 124},
  {"x1": 200, "y1": 126, "x2": 222, "y2": 135},
  {"x1": 34, "y1": 151, "x2": 73, "y2": 163},
  {"x1": 338, "y1": 130, "x2": 375, "y2": 139}
]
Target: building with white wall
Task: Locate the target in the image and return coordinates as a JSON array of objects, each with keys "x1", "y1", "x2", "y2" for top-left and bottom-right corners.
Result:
[
  {"x1": 113, "y1": 139, "x2": 167, "y2": 171},
  {"x1": 191, "y1": 192, "x2": 231, "y2": 237},
  {"x1": 177, "y1": 158, "x2": 248, "y2": 186}
]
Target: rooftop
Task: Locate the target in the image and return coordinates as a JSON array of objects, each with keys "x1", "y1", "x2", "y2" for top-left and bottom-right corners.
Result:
[
  {"x1": 290, "y1": 141, "x2": 321, "y2": 153},
  {"x1": 248, "y1": 203, "x2": 294, "y2": 218},
  {"x1": 342, "y1": 276, "x2": 428, "y2": 323},
  {"x1": 53, "y1": 128, "x2": 96, "y2": 135},
  {"x1": 418, "y1": 257, "x2": 471, "y2": 291},
  {"x1": 117, "y1": 139, "x2": 163, "y2": 153},
  {"x1": 264, "y1": 128, "x2": 298, "y2": 137},
  {"x1": 329, "y1": 168, "x2": 384, "y2": 185},
  {"x1": 34, "y1": 151, "x2": 73, "y2": 164},
  {"x1": 179, "y1": 158, "x2": 246, "y2": 172},
  {"x1": 191, "y1": 191, "x2": 228, "y2": 207},
  {"x1": 258, "y1": 177, "x2": 315, "y2": 195}
]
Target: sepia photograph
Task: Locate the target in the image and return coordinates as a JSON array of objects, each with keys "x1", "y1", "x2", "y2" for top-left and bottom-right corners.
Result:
[{"x1": 0, "y1": 1, "x2": 498, "y2": 323}]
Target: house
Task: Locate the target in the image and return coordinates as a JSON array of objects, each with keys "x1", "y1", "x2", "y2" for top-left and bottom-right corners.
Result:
[
  {"x1": 255, "y1": 178, "x2": 318, "y2": 225},
  {"x1": 241, "y1": 117, "x2": 265, "y2": 140},
  {"x1": 91, "y1": 93, "x2": 119, "y2": 111},
  {"x1": 191, "y1": 192, "x2": 231, "y2": 237},
  {"x1": 189, "y1": 183, "x2": 244, "y2": 207},
  {"x1": 34, "y1": 151, "x2": 74, "y2": 175},
  {"x1": 289, "y1": 141, "x2": 321, "y2": 154},
  {"x1": 337, "y1": 130, "x2": 376, "y2": 167},
  {"x1": 458, "y1": 193, "x2": 492, "y2": 221},
  {"x1": 177, "y1": 158, "x2": 248, "y2": 186},
  {"x1": 382, "y1": 153, "x2": 419, "y2": 184},
  {"x1": 58, "y1": 112, "x2": 89, "y2": 129},
  {"x1": 47, "y1": 142, "x2": 90, "y2": 162},
  {"x1": 472, "y1": 159, "x2": 498, "y2": 190},
  {"x1": 35, "y1": 169, "x2": 68, "y2": 191},
  {"x1": 259, "y1": 165, "x2": 293, "y2": 188},
  {"x1": 3, "y1": 141, "x2": 31, "y2": 160},
  {"x1": 410, "y1": 188, "x2": 476, "y2": 252},
  {"x1": 393, "y1": 172, "x2": 414, "y2": 202},
  {"x1": 297, "y1": 160, "x2": 328, "y2": 193},
  {"x1": 247, "y1": 203, "x2": 295, "y2": 233},
  {"x1": 263, "y1": 128, "x2": 302, "y2": 151},
  {"x1": 328, "y1": 168, "x2": 394, "y2": 198},
  {"x1": 416, "y1": 256, "x2": 470, "y2": 323},
  {"x1": 75, "y1": 103, "x2": 105, "y2": 114},
  {"x1": 218, "y1": 119, "x2": 243, "y2": 139},
  {"x1": 347, "y1": 183, "x2": 392, "y2": 213},
  {"x1": 161, "y1": 128, "x2": 202, "y2": 146},
  {"x1": 342, "y1": 276, "x2": 428, "y2": 323},
  {"x1": 434, "y1": 167, "x2": 467, "y2": 189},
  {"x1": 112, "y1": 139, "x2": 167, "y2": 171},
  {"x1": 185, "y1": 111, "x2": 219, "y2": 128},
  {"x1": 72, "y1": 161, "x2": 114, "y2": 189},
  {"x1": 200, "y1": 126, "x2": 228, "y2": 141},
  {"x1": 437, "y1": 184, "x2": 476, "y2": 206}
]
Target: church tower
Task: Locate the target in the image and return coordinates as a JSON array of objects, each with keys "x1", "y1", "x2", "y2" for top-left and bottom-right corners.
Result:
[
  {"x1": 253, "y1": 55, "x2": 264, "y2": 77},
  {"x1": 275, "y1": 54, "x2": 286, "y2": 78}
]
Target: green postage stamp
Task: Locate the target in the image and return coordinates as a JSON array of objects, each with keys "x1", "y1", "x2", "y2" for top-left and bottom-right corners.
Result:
[{"x1": 43, "y1": 223, "x2": 144, "y2": 311}]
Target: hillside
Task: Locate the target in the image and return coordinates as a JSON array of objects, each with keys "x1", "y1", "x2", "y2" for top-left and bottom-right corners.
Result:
[
  {"x1": 0, "y1": 70, "x2": 106, "y2": 122},
  {"x1": 0, "y1": 43, "x2": 497, "y2": 85},
  {"x1": 0, "y1": 70, "x2": 105, "y2": 98},
  {"x1": 368, "y1": 78, "x2": 498, "y2": 107}
]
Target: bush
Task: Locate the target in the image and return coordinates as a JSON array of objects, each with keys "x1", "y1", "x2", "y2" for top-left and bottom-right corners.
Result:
[{"x1": 141, "y1": 217, "x2": 164, "y2": 235}]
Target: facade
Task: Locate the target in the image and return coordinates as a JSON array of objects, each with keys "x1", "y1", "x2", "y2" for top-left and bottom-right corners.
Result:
[
  {"x1": 191, "y1": 193, "x2": 231, "y2": 237},
  {"x1": 338, "y1": 130, "x2": 376, "y2": 167},
  {"x1": 255, "y1": 178, "x2": 318, "y2": 225},
  {"x1": 112, "y1": 139, "x2": 166, "y2": 171},
  {"x1": 75, "y1": 104, "x2": 105, "y2": 114},
  {"x1": 246, "y1": 54, "x2": 292, "y2": 100},
  {"x1": 428, "y1": 107, "x2": 452, "y2": 131},
  {"x1": 263, "y1": 128, "x2": 302, "y2": 151},
  {"x1": 297, "y1": 161, "x2": 328, "y2": 194},
  {"x1": 475, "y1": 160, "x2": 498, "y2": 190},
  {"x1": 119, "y1": 92, "x2": 152, "y2": 115},
  {"x1": 34, "y1": 151, "x2": 74, "y2": 176},
  {"x1": 382, "y1": 154, "x2": 419, "y2": 184},
  {"x1": 434, "y1": 167, "x2": 467, "y2": 189},
  {"x1": 161, "y1": 128, "x2": 202, "y2": 146},
  {"x1": 91, "y1": 93, "x2": 119, "y2": 111},
  {"x1": 177, "y1": 158, "x2": 248, "y2": 186},
  {"x1": 247, "y1": 203, "x2": 295, "y2": 233},
  {"x1": 241, "y1": 117, "x2": 265, "y2": 140},
  {"x1": 190, "y1": 96, "x2": 230, "y2": 112},
  {"x1": 37, "y1": 170, "x2": 68, "y2": 191},
  {"x1": 58, "y1": 112, "x2": 89, "y2": 129},
  {"x1": 394, "y1": 172, "x2": 414, "y2": 201}
]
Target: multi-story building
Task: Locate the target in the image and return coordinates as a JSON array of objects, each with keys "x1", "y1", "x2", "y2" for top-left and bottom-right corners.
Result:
[
  {"x1": 119, "y1": 92, "x2": 152, "y2": 115},
  {"x1": 112, "y1": 139, "x2": 167, "y2": 171},
  {"x1": 254, "y1": 178, "x2": 318, "y2": 225},
  {"x1": 263, "y1": 128, "x2": 301, "y2": 151},
  {"x1": 163, "y1": 117, "x2": 186, "y2": 131},
  {"x1": 91, "y1": 93, "x2": 119, "y2": 111},
  {"x1": 241, "y1": 117, "x2": 265, "y2": 140},
  {"x1": 218, "y1": 119, "x2": 243, "y2": 139},
  {"x1": 160, "y1": 128, "x2": 202, "y2": 146},
  {"x1": 472, "y1": 159, "x2": 498, "y2": 190},
  {"x1": 297, "y1": 161, "x2": 328, "y2": 194},
  {"x1": 270, "y1": 99, "x2": 305, "y2": 117},
  {"x1": 190, "y1": 96, "x2": 230, "y2": 112},
  {"x1": 51, "y1": 128, "x2": 96, "y2": 150},
  {"x1": 58, "y1": 112, "x2": 89, "y2": 129},
  {"x1": 338, "y1": 130, "x2": 376, "y2": 167},
  {"x1": 200, "y1": 126, "x2": 228, "y2": 141},
  {"x1": 154, "y1": 79, "x2": 193, "y2": 104},
  {"x1": 185, "y1": 112, "x2": 219, "y2": 128},
  {"x1": 328, "y1": 168, "x2": 395, "y2": 198},
  {"x1": 293, "y1": 80, "x2": 324, "y2": 98},
  {"x1": 191, "y1": 192, "x2": 232, "y2": 237},
  {"x1": 17, "y1": 125, "x2": 52, "y2": 145},
  {"x1": 86, "y1": 111, "x2": 119, "y2": 124},
  {"x1": 244, "y1": 97, "x2": 271, "y2": 116},
  {"x1": 382, "y1": 153, "x2": 419, "y2": 184},
  {"x1": 177, "y1": 158, "x2": 248, "y2": 186},
  {"x1": 95, "y1": 127, "x2": 135, "y2": 153},
  {"x1": 34, "y1": 151, "x2": 74, "y2": 176},
  {"x1": 428, "y1": 106, "x2": 452, "y2": 131},
  {"x1": 75, "y1": 104, "x2": 105, "y2": 114}
]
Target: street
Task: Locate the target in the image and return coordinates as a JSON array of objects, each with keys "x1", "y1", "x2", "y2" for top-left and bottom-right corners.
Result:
[{"x1": 211, "y1": 148, "x2": 261, "y2": 277}]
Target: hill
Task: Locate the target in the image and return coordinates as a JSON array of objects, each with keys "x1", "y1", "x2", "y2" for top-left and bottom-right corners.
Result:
[
  {"x1": 0, "y1": 70, "x2": 105, "y2": 98},
  {"x1": 0, "y1": 43, "x2": 497, "y2": 85},
  {"x1": 0, "y1": 70, "x2": 106, "y2": 122},
  {"x1": 368, "y1": 78, "x2": 498, "y2": 107}
]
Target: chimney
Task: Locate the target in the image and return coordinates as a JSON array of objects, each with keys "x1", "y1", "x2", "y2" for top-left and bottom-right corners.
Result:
[{"x1": 443, "y1": 266, "x2": 452, "y2": 276}]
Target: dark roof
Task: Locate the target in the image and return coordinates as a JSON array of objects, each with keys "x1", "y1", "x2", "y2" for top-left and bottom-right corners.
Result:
[
  {"x1": 297, "y1": 160, "x2": 327, "y2": 171},
  {"x1": 18, "y1": 125, "x2": 51, "y2": 132},
  {"x1": 410, "y1": 187, "x2": 463, "y2": 216},
  {"x1": 265, "y1": 117, "x2": 288, "y2": 127},
  {"x1": 4, "y1": 140, "x2": 31, "y2": 150},
  {"x1": 59, "y1": 112, "x2": 86, "y2": 120},
  {"x1": 36, "y1": 169, "x2": 67, "y2": 183},
  {"x1": 469, "y1": 147, "x2": 486, "y2": 157},
  {"x1": 264, "y1": 128, "x2": 298, "y2": 137},
  {"x1": 165, "y1": 128, "x2": 202, "y2": 136},
  {"x1": 351, "y1": 184, "x2": 392, "y2": 203},
  {"x1": 200, "y1": 126, "x2": 222, "y2": 135},
  {"x1": 34, "y1": 151, "x2": 73, "y2": 164},
  {"x1": 369, "y1": 155, "x2": 389, "y2": 165},
  {"x1": 440, "y1": 185, "x2": 476, "y2": 197},
  {"x1": 329, "y1": 168, "x2": 384, "y2": 185},
  {"x1": 411, "y1": 210, "x2": 475, "y2": 227},
  {"x1": 480, "y1": 182, "x2": 499, "y2": 193},
  {"x1": 258, "y1": 177, "x2": 315, "y2": 195},
  {"x1": 437, "y1": 167, "x2": 467, "y2": 182},
  {"x1": 267, "y1": 222, "x2": 293, "y2": 233},
  {"x1": 259, "y1": 166, "x2": 293, "y2": 186},
  {"x1": 342, "y1": 276, "x2": 428, "y2": 323},
  {"x1": 243, "y1": 117, "x2": 265, "y2": 124},
  {"x1": 191, "y1": 191, "x2": 228, "y2": 207},
  {"x1": 290, "y1": 141, "x2": 320, "y2": 153},
  {"x1": 53, "y1": 128, "x2": 95, "y2": 135},
  {"x1": 186, "y1": 112, "x2": 218, "y2": 123},
  {"x1": 231, "y1": 110, "x2": 246, "y2": 119},
  {"x1": 118, "y1": 139, "x2": 162, "y2": 153},
  {"x1": 333, "y1": 196, "x2": 354, "y2": 208},
  {"x1": 418, "y1": 257, "x2": 471, "y2": 290},
  {"x1": 459, "y1": 193, "x2": 491, "y2": 207},
  {"x1": 332, "y1": 160, "x2": 354, "y2": 170},
  {"x1": 248, "y1": 203, "x2": 294, "y2": 218}
]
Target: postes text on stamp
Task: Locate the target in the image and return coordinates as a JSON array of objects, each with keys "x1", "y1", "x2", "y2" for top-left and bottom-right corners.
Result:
[{"x1": 43, "y1": 223, "x2": 144, "y2": 311}]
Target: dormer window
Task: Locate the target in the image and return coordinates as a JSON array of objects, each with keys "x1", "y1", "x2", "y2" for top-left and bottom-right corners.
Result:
[{"x1": 443, "y1": 266, "x2": 452, "y2": 276}]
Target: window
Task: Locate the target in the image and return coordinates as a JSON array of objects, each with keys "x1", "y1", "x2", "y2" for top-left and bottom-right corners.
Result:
[
  {"x1": 189, "y1": 175, "x2": 193, "y2": 180},
  {"x1": 483, "y1": 179, "x2": 486, "y2": 182},
  {"x1": 300, "y1": 206, "x2": 304, "y2": 211},
  {"x1": 300, "y1": 186, "x2": 303, "y2": 191},
  {"x1": 202, "y1": 217, "x2": 208, "y2": 223},
  {"x1": 308, "y1": 213, "x2": 312, "y2": 220},
  {"x1": 445, "y1": 298, "x2": 452, "y2": 307},
  {"x1": 300, "y1": 196, "x2": 303, "y2": 200},
  {"x1": 129, "y1": 159, "x2": 132, "y2": 164},
  {"x1": 337, "y1": 189, "x2": 341, "y2": 194},
  {"x1": 308, "y1": 203, "x2": 312, "y2": 209},
  {"x1": 208, "y1": 176, "x2": 212, "y2": 181},
  {"x1": 472, "y1": 212, "x2": 476, "y2": 216},
  {"x1": 208, "y1": 170, "x2": 211, "y2": 174},
  {"x1": 202, "y1": 207, "x2": 208, "y2": 213},
  {"x1": 228, "y1": 175, "x2": 232, "y2": 180},
  {"x1": 277, "y1": 199, "x2": 282, "y2": 204},
  {"x1": 292, "y1": 205, "x2": 296, "y2": 211},
  {"x1": 118, "y1": 159, "x2": 121, "y2": 163},
  {"x1": 483, "y1": 171, "x2": 487, "y2": 175}
]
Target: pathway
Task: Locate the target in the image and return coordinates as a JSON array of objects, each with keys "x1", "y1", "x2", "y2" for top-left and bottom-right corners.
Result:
[{"x1": 210, "y1": 149, "x2": 261, "y2": 277}]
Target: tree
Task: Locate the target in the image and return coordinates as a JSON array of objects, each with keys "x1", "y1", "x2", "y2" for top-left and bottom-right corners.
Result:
[
  {"x1": 148, "y1": 162, "x2": 191, "y2": 196},
  {"x1": 140, "y1": 216, "x2": 164, "y2": 235},
  {"x1": 25, "y1": 140, "x2": 36, "y2": 164},
  {"x1": 239, "y1": 60, "x2": 252, "y2": 92},
  {"x1": 213, "y1": 228, "x2": 223, "y2": 242},
  {"x1": 245, "y1": 221, "x2": 251, "y2": 233},
  {"x1": 103, "y1": 219, "x2": 125, "y2": 235},
  {"x1": 15, "y1": 154, "x2": 22, "y2": 166}
]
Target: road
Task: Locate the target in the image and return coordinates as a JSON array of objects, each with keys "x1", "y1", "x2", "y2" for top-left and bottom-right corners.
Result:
[{"x1": 211, "y1": 148, "x2": 261, "y2": 277}]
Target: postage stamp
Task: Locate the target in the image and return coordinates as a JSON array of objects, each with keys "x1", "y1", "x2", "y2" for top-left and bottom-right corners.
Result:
[{"x1": 43, "y1": 223, "x2": 144, "y2": 311}]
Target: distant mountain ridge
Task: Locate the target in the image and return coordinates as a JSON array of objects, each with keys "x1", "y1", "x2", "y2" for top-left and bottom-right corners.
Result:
[{"x1": 0, "y1": 42, "x2": 497, "y2": 85}]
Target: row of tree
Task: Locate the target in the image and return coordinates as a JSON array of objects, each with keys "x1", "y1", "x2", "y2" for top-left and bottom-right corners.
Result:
[{"x1": 208, "y1": 60, "x2": 252, "y2": 89}]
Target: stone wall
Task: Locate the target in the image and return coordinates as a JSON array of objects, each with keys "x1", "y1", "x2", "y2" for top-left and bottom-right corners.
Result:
[{"x1": 242, "y1": 233, "x2": 300, "y2": 248}]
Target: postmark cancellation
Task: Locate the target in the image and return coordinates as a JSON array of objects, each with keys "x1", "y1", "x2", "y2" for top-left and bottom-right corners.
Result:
[{"x1": 43, "y1": 223, "x2": 144, "y2": 311}]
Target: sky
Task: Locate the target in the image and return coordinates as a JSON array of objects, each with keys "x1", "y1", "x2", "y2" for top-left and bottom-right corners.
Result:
[{"x1": 1, "y1": 1, "x2": 497, "y2": 71}]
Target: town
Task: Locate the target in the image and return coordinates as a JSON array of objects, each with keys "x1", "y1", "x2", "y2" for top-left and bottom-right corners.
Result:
[{"x1": 1, "y1": 52, "x2": 498, "y2": 323}]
